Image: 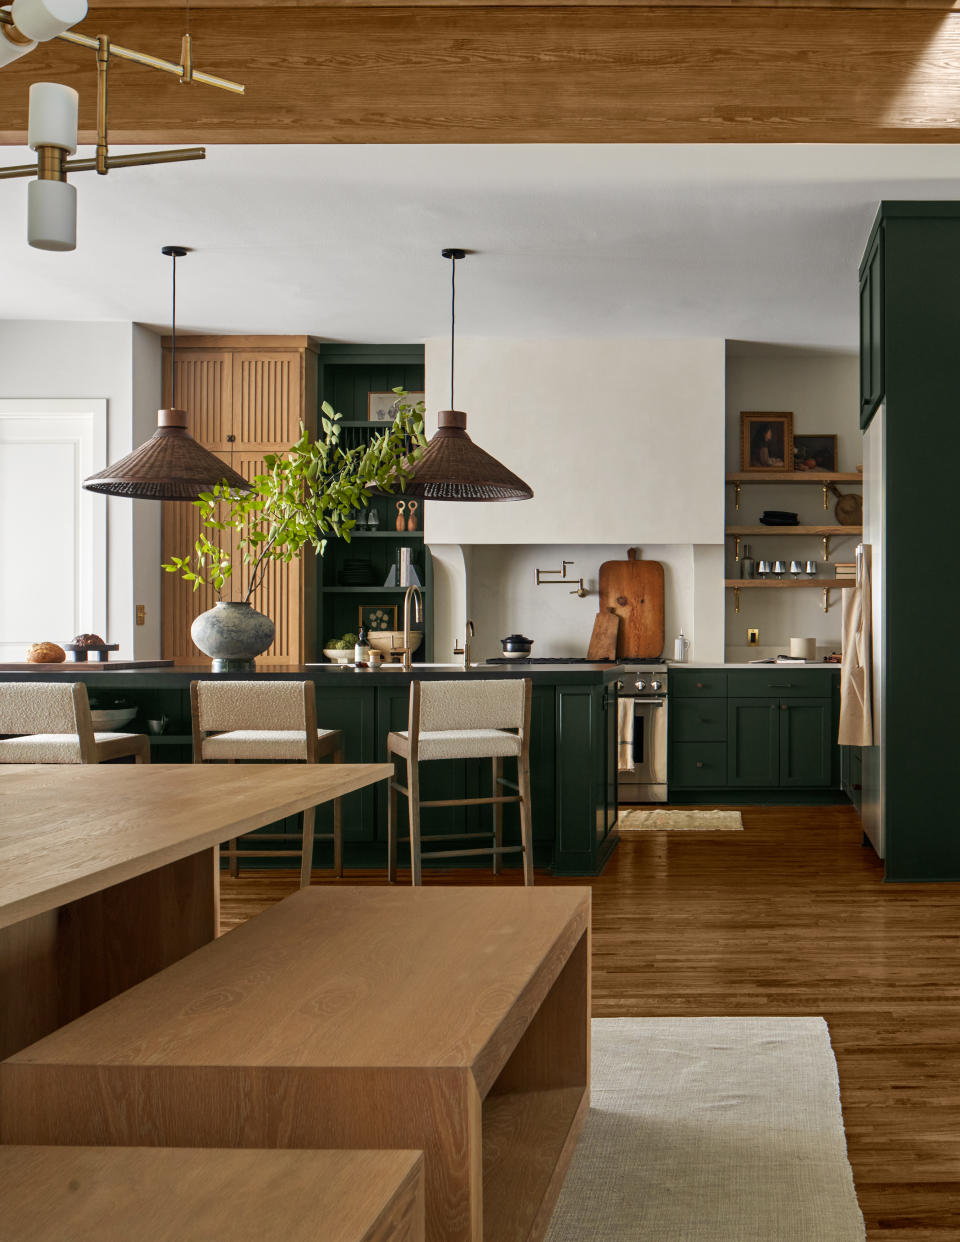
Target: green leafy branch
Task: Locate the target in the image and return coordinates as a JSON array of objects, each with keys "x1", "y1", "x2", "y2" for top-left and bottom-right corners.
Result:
[{"x1": 162, "y1": 390, "x2": 427, "y2": 603}]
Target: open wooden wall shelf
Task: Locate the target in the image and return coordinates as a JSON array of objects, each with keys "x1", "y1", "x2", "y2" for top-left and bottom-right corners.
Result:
[
  {"x1": 724, "y1": 579, "x2": 849, "y2": 589},
  {"x1": 727, "y1": 525, "x2": 862, "y2": 536},
  {"x1": 725, "y1": 472, "x2": 863, "y2": 484}
]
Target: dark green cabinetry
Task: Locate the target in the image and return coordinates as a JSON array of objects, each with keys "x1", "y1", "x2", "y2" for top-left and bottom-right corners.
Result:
[
  {"x1": 727, "y1": 699, "x2": 780, "y2": 787},
  {"x1": 859, "y1": 225, "x2": 883, "y2": 429},
  {"x1": 19, "y1": 667, "x2": 620, "y2": 876},
  {"x1": 313, "y1": 345, "x2": 433, "y2": 662},
  {"x1": 669, "y1": 668, "x2": 841, "y2": 800},
  {"x1": 857, "y1": 203, "x2": 960, "y2": 879}
]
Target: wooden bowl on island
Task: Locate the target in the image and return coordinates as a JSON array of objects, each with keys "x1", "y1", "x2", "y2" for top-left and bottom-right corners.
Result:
[{"x1": 368, "y1": 630, "x2": 422, "y2": 658}]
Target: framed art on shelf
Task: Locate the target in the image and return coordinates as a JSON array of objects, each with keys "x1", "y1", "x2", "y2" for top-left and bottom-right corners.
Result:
[
  {"x1": 740, "y1": 411, "x2": 794, "y2": 472},
  {"x1": 359, "y1": 604, "x2": 398, "y2": 632},
  {"x1": 367, "y1": 392, "x2": 425, "y2": 422},
  {"x1": 793, "y1": 434, "x2": 838, "y2": 472}
]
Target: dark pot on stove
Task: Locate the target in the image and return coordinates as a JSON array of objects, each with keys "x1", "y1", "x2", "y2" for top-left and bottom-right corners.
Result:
[{"x1": 500, "y1": 634, "x2": 534, "y2": 656}]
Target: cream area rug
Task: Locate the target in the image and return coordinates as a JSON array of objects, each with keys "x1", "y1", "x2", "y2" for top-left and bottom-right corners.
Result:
[
  {"x1": 619, "y1": 808, "x2": 744, "y2": 831},
  {"x1": 546, "y1": 1017, "x2": 865, "y2": 1242}
]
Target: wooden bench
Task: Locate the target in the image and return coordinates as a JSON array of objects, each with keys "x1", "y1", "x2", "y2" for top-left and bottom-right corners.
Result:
[
  {"x1": 0, "y1": 1145, "x2": 424, "y2": 1242},
  {"x1": 1, "y1": 886, "x2": 591, "y2": 1242}
]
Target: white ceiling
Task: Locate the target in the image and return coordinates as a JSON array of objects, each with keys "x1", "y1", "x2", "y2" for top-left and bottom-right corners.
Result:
[{"x1": 3, "y1": 143, "x2": 960, "y2": 349}]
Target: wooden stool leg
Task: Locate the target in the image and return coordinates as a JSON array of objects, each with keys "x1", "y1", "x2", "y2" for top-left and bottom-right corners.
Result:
[
  {"x1": 408, "y1": 756, "x2": 422, "y2": 887},
  {"x1": 227, "y1": 840, "x2": 239, "y2": 879},
  {"x1": 333, "y1": 746, "x2": 344, "y2": 879},
  {"x1": 518, "y1": 751, "x2": 534, "y2": 887},
  {"x1": 492, "y1": 757, "x2": 503, "y2": 876},
  {"x1": 387, "y1": 753, "x2": 399, "y2": 884},
  {"x1": 299, "y1": 807, "x2": 316, "y2": 888}
]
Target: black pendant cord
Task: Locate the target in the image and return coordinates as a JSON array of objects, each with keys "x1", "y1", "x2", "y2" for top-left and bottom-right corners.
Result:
[
  {"x1": 161, "y1": 245, "x2": 188, "y2": 411},
  {"x1": 441, "y1": 247, "x2": 466, "y2": 412},
  {"x1": 449, "y1": 252, "x2": 456, "y2": 411},
  {"x1": 170, "y1": 249, "x2": 177, "y2": 409}
]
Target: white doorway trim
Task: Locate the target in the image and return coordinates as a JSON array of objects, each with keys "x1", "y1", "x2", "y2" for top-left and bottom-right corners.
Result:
[{"x1": 0, "y1": 399, "x2": 108, "y2": 660}]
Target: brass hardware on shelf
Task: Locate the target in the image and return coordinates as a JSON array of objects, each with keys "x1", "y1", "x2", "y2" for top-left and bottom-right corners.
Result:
[
  {"x1": 734, "y1": 587, "x2": 741, "y2": 614},
  {"x1": 734, "y1": 482, "x2": 741, "y2": 511},
  {"x1": 822, "y1": 483, "x2": 829, "y2": 511},
  {"x1": 822, "y1": 534, "x2": 831, "y2": 562},
  {"x1": 734, "y1": 536, "x2": 741, "y2": 563},
  {"x1": 822, "y1": 587, "x2": 829, "y2": 613}
]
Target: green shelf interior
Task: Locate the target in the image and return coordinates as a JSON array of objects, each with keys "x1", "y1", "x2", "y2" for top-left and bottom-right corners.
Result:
[{"x1": 316, "y1": 345, "x2": 432, "y2": 661}]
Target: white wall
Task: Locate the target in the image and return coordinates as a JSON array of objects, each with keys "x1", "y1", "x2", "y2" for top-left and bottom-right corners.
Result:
[
  {"x1": 724, "y1": 344, "x2": 861, "y2": 661},
  {"x1": 423, "y1": 336, "x2": 727, "y2": 663},
  {"x1": 424, "y1": 337, "x2": 726, "y2": 545},
  {"x1": 0, "y1": 321, "x2": 163, "y2": 658}
]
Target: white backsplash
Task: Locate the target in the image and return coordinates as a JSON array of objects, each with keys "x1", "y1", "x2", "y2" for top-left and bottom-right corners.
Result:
[{"x1": 462, "y1": 543, "x2": 723, "y2": 663}]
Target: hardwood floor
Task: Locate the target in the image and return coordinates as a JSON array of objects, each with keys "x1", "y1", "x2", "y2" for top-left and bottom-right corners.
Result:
[{"x1": 220, "y1": 806, "x2": 960, "y2": 1241}]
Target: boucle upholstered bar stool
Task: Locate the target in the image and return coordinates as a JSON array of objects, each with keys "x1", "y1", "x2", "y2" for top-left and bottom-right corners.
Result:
[
  {"x1": 190, "y1": 680, "x2": 344, "y2": 886},
  {"x1": 387, "y1": 678, "x2": 534, "y2": 886},
  {"x1": 0, "y1": 682, "x2": 150, "y2": 765}
]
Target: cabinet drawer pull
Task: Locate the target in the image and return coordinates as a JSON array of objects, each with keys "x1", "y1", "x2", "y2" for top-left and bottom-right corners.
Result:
[{"x1": 769, "y1": 683, "x2": 794, "y2": 688}]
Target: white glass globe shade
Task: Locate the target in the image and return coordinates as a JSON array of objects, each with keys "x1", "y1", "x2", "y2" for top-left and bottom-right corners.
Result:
[
  {"x1": 28, "y1": 179, "x2": 77, "y2": 251},
  {"x1": 11, "y1": 0, "x2": 86, "y2": 41},
  {"x1": 28, "y1": 82, "x2": 79, "y2": 152},
  {"x1": 0, "y1": 29, "x2": 37, "y2": 65}
]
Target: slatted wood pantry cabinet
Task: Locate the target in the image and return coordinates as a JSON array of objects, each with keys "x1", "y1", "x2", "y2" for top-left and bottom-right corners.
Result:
[{"x1": 160, "y1": 336, "x2": 318, "y2": 666}]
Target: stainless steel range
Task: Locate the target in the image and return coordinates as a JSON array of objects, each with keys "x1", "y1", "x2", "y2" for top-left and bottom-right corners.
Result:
[{"x1": 616, "y1": 662, "x2": 668, "y2": 803}]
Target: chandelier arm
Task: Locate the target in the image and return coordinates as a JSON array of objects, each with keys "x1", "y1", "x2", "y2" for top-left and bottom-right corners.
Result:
[{"x1": 56, "y1": 28, "x2": 245, "y2": 94}]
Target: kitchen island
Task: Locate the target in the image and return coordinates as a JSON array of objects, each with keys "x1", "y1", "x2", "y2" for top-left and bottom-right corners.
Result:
[{"x1": 0, "y1": 663, "x2": 620, "y2": 877}]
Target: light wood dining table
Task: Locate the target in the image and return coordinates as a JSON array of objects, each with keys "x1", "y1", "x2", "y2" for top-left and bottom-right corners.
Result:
[{"x1": 0, "y1": 762, "x2": 392, "y2": 1060}]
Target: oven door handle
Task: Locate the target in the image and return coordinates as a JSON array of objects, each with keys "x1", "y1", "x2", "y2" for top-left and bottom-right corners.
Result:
[{"x1": 630, "y1": 697, "x2": 666, "y2": 706}]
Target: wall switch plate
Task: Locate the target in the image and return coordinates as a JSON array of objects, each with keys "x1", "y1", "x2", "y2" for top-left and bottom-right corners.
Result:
[
  {"x1": 136, "y1": 604, "x2": 146, "y2": 626},
  {"x1": 747, "y1": 627, "x2": 759, "y2": 646}
]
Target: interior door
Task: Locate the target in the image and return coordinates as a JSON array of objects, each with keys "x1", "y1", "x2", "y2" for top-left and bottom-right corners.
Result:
[{"x1": 0, "y1": 401, "x2": 106, "y2": 661}]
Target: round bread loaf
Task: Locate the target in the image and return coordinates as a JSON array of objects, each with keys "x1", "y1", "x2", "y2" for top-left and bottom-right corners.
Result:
[{"x1": 26, "y1": 642, "x2": 66, "y2": 664}]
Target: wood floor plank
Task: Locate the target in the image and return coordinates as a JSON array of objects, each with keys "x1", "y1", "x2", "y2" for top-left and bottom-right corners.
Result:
[{"x1": 220, "y1": 805, "x2": 960, "y2": 1240}]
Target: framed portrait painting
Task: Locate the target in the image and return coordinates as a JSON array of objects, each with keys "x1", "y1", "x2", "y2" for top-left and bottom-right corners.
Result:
[{"x1": 740, "y1": 412, "x2": 794, "y2": 473}]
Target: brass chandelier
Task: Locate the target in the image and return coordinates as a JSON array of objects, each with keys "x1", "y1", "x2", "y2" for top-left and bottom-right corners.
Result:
[{"x1": 0, "y1": 0, "x2": 244, "y2": 250}]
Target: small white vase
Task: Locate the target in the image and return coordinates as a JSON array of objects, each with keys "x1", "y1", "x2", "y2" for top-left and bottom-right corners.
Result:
[{"x1": 190, "y1": 601, "x2": 275, "y2": 671}]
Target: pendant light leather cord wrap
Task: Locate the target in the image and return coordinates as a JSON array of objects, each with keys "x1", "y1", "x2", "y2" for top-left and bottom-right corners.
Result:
[
  {"x1": 83, "y1": 246, "x2": 251, "y2": 501},
  {"x1": 371, "y1": 247, "x2": 533, "y2": 503}
]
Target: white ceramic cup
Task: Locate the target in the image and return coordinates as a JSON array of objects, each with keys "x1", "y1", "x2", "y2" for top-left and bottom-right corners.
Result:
[{"x1": 790, "y1": 637, "x2": 817, "y2": 660}]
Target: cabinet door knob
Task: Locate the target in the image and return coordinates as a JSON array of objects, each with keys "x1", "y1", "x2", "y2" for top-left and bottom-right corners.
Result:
[
  {"x1": 696, "y1": 682, "x2": 704, "y2": 689},
  {"x1": 781, "y1": 704, "x2": 788, "y2": 711},
  {"x1": 696, "y1": 760, "x2": 704, "y2": 768}
]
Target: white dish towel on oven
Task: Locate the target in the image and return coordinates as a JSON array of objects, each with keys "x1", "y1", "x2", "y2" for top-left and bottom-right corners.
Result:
[{"x1": 617, "y1": 695, "x2": 635, "y2": 771}]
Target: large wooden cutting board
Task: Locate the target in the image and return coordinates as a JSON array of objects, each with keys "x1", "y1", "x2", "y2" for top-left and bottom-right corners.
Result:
[{"x1": 598, "y1": 548, "x2": 665, "y2": 659}]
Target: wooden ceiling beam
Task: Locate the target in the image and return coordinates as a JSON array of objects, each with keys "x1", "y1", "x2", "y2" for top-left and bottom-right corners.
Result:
[
  {"x1": 83, "y1": 1, "x2": 960, "y2": 9},
  {"x1": 1, "y1": 5, "x2": 959, "y2": 143}
]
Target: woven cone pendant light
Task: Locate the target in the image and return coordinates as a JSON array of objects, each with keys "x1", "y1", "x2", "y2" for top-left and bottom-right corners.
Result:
[
  {"x1": 378, "y1": 249, "x2": 532, "y2": 503},
  {"x1": 83, "y1": 246, "x2": 250, "y2": 501}
]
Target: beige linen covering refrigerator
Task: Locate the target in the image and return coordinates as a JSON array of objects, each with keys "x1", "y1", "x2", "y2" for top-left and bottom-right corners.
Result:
[{"x1": 838, "y1": 545, "x2": 873, "y2": 748}]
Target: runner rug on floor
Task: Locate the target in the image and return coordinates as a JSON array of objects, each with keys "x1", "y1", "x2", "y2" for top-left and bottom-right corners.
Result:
[
  {"x1": 546, "y1": 1017, "x2": 865, "y2": 1242},
  {"x1": 619, "y1": 808, "x2": 743, "y2": 831}
]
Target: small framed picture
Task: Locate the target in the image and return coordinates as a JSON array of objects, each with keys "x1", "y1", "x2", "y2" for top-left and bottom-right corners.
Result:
[
  {"x1": 367, "y1": 392, "x2": 425, "y2": 423},
  {"x1": 740, "y1": 412, "x2": 794, "y2": 473},
  {"x1": 793, "y1": 434, "x2": 838, "y2": 473},
  {"x1": 358, "y1": 604, "x2": 398, "y2": 632}
]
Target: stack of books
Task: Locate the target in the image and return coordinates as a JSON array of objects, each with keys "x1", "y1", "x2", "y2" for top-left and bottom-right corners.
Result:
[{"x1": 833, "y1": 562, "x2": 856, "y2": 584}]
